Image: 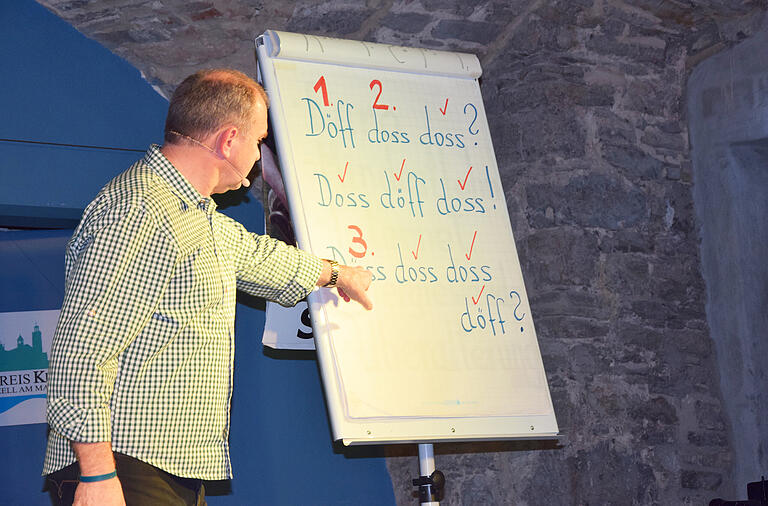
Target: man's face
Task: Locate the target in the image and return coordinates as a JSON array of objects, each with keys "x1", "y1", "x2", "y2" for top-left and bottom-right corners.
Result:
[
  {"x1": 221, "y1": 96, "x2": 268, "y2": 192},
  {"x1": 244, "y1": 97, "x2": 269, "y2": 173}
]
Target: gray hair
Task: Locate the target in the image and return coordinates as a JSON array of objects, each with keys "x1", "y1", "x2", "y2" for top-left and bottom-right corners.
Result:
[{"x1": 164, "y1": 68, "x2": 268, "y2": 143}]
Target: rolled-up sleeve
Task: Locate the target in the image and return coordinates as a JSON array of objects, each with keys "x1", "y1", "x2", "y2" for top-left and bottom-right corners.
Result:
[
  {"x1": 221, "y1": 216, "x2": 322, "y2": 307},
  {"x1": 46, "y1": 198, "x2": 176, "y2": 443}
]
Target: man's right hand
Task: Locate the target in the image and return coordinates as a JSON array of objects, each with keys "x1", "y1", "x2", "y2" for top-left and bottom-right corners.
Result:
[
  {"x1": 73, "y1": 478, "x2": 125, "y2": 506},
  {"x1": 336, "y1": 264, "x2": 373, "y2": 310}
]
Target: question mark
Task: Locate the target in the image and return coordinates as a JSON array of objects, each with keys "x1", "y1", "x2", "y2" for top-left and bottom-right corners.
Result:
[
  {"x1": 464, "y1": 103, "x2": 479, "y2": 135},
  {"x1": 509, "y1": 290, "x2": 526, "y2": 321}
]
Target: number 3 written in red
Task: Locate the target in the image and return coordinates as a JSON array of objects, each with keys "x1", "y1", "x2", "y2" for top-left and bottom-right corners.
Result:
[{"x1": 347, "y1": 225, "x2": 368, "y2": 258}]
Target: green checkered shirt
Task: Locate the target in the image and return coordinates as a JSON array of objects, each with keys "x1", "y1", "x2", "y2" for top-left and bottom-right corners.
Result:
[{"x1": 43, "y1": 145, "x2": 322, "y2": 479}]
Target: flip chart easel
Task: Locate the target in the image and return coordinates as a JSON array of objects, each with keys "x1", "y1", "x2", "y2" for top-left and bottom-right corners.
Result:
[{"x1": 255, "y1": 32, "x2": 558, "y2": 499}]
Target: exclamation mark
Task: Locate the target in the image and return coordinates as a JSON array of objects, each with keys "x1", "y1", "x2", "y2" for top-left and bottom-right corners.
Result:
[{"x1": 485, "y1": 165, "x2": 496, "y2": 210}]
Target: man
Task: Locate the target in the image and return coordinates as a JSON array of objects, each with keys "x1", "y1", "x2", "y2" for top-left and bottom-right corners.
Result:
[{"x1": 43, "y1": 69, "x2": 373, "y2": 505}]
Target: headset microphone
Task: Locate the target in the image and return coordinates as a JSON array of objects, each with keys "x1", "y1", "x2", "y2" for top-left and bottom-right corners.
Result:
[
  {"x1": 169, "y1": 130, "x2": 251, "y2": 188},
  {"x1": 223, "y1": 158, "x2": 250, "y2": 188}
]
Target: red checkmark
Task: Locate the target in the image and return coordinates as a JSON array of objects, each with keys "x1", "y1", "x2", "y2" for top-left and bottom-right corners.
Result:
[
  {"x1": 411, "y1": 233, "x2": 422, "y2": 260},
  {"x1": 465, "y1": 230, "x2": 477, "y2": 260},
  {"x1": 439, "y1": 98, "x2": 448, "y2": 115},
  {"x1": 458, "y1": 165, "x2": 473, "y2": 190},
  {"x1": 337, "y1": 161, "x2": 349, "y2": 183},
  {"x1": 394, "y1": 158, "x2": 406, "y2": 181},
  {"x1": 472, "y1": 284, "x2": 485, "y2": 305}
]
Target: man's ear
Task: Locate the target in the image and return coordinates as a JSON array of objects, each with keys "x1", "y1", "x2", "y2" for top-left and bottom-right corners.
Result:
[{"x1": 216, "y1": 126, "x2": 239, "y2": 157}]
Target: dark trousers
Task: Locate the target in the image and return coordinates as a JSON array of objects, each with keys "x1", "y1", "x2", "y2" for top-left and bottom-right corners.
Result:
[{"x1": 45, "y1": 453, "x2": 206, "y2": 506}]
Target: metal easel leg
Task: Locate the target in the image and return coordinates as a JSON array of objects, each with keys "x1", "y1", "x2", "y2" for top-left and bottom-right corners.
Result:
[{"x1": 413, "y1": 444, "x2": 445, "y2": 505}]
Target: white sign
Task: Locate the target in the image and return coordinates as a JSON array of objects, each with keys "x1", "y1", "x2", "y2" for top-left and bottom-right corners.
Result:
[
  {"x1": 0, "y1": 309, "x2": 59, "y2": 426},
  {"x1": 263, "y1": 301, "x2": 315, "y2": 350}
]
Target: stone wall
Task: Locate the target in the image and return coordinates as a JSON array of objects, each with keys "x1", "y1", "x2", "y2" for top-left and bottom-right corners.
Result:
[{"x1": 36, "y1": 0, "x2": 768, "y2": 504}]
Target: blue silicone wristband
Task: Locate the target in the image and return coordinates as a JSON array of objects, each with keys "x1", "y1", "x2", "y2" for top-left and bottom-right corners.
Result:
[{"x1": 79, "y1": 470, "x2": 117, "y2": 483}]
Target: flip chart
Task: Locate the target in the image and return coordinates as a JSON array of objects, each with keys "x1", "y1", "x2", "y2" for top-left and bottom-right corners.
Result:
[{"x1": 256, "y1": 30, "x2": 558, "y2": 444}]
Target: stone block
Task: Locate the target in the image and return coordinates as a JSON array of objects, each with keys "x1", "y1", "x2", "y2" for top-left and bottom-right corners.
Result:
[
  {"x1": 541, "y1": 339, "x2": 568, "y2": 376},
  {"x1": 492, "y1": 104, "x2": 586, "y2": 162},
  {"x1": 666, "y1": 166, "x2": 682, "y2": 180},
  {"x1": 694, "y1": 400, "x2": 727, "y2": 432},
  {"x1": 682, "y1": 449, "x2": 733, "y2": 469},
  {"x1": 69, "y1": 7, "x2": 121, "y2": 27},
  {"x1": 648, "y1": 256, "x2": 702, "y2": 302},
  {"x1": 681, "y1": 469, "x2": 724, "y2": 490},
  {"x1": 659, "y1": 182, "x2": 697, "y2": 235},
  {"x1": 504, "y1": 16, "x2": 561, "y2": 55},
  {"x1": 639, "y1": 424, "x2": 676, "y2": 445},
  {"x1": 603, "y1": 18, "x2": 626, "y2": 37},
  {"x1": 598, "y1": 228, "x2": 655, "y2": 253},
  {"x1": 687, "y1": 430, "x2": 728, "y2": 447},
  {"x1": 380, "y1": 12, "x2": 432, "y2": 34},
  {"x1": 431, "y1": 19, "x2": 499, "y2": 45},
  {"x1": 96, "y1": 29, "x2": 137, "y2": 46},
  {"x1": 529, "y1": 288, "x2": 612, "y2": 320},
  {"x1": 534, "y1": 315, "x2": 610, "y2": 340},
  {"x1": 605, "y1": 2, "x2": 665, "y2": 31},
  {"x1": 603, "y1": 251, "x2": 651, "y2": 297},
  {"x1": 288, "y1": 7, "x2": 373, "y2": 35},
  {"x1": 670, "y1": 329, "x2": 713, "y2": 358},
  {"x1": 598, "y1": 118, "x2": 636, "y2": 148},
  {"x1": 651, "y1": 358, "x2": 720, "y2": 396},
  {"x1": 641, "y1": 127, "x2": 686, "y2": 151},
  {"x1": 631, "y1": 396, "x2": 679, "y2": 425},
  {"x1": 184, "y1": 2, "x2": 222, "y2": 22},
  {"x1": 653, "y1": 231, "x2": 696, "y2": 257},
  {"x1": 622, "y1": 77, "x2": 677, "y2": 116},
  {"x1": 563, "y1": 442, "x2": 658, "y2": 504},
  {"x1": 618, "y1": 320, "x2": 665, "y2": 349},
  {"x1": 496, "y1": 80, "x2": 615, "y2": 113},
  {"x1": 526, "y1": 174, "x2": 646, "y2": 230},
  {"x1": 49, "y1": 0, "x2": 90, "y2": 12},
  {"x1": 421, "y1": 0, "x2": 492, "y2": 18},
  {"x1": 602, "y1": 144, "x2": 663, "y2": 181},
  {"x1": 626, "y1": 295, "x2": 669, "y2": 321},
  {"x1": 586, "y1": 33, "x2": 666, "y2": 66},
  {"x1": 524, "y1": 227, "x2": 599, "y2": 286},
  {"x1": 548, "y1": 386, "x2": 573, "y2": 429},
  {"x1": 457, "y1": 473, "x2": 497, "y2": 505}
]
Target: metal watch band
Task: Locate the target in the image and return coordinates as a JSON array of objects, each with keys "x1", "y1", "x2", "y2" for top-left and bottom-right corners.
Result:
[{"x1": 323, "y1": 259, "x2": 339, "y2": 288}]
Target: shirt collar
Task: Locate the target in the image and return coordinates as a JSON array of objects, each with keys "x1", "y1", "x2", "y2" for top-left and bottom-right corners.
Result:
[{"x1": 144, "y1": 144, "x2": 218, "y2": 213}]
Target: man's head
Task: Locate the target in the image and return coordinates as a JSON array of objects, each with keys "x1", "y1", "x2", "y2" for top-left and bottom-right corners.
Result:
[
  {"x1": 164, "y1": 68, "x2": 268, "y2": 143},
  {"x1": 163, "y1": 69, "x2": 269, "y2": 193}
]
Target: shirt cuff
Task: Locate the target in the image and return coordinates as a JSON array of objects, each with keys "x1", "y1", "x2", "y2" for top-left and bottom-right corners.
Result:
[
  {"x1": 296, "y1": 250, "x2": 324, "y2": 294},
  {"x1": 47, "y1": 396, "x2": 112, "y2": 443},
  {"x1": 271, "y1": 248, "x2": 324, "y2": 307}
]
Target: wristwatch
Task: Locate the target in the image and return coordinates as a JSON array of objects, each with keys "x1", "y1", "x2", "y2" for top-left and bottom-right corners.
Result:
[{"x1": 323, "y1": 259, "x2": 339, "y2": 288}]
